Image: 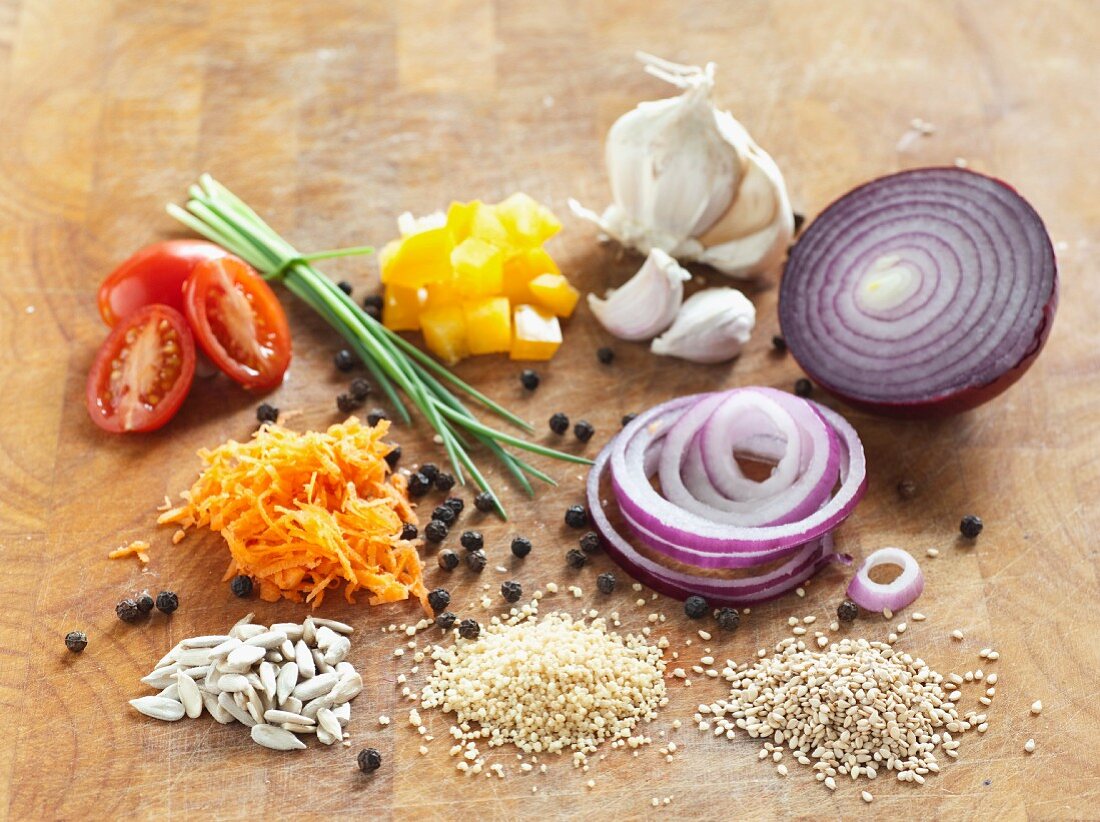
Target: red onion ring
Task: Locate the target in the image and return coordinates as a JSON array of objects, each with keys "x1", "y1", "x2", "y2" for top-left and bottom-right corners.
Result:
[
  {"x1": 779, "y1": 167, "x2": 1057, "y2": 417},
  {"x1": 586, "y1": 387, "x2": 866, "y2": 604},
  {"x1": 846, "y1": 547, "x2": 924, "y2": 611}
]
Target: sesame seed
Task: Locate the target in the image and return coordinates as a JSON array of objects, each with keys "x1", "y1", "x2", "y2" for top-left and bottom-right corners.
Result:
[
  {"x1": 897, "y1": 622, "x2": 907, "y2": 633},
  {"x1": 951, "y1": 629, "x2": 965, "y2": 640},
  {"x1": 777, "y1": 764, "x2": 788, "y2": 776},
  {"x1": 926, "y1": 548, "x2": 939, "y2": 557},
  {"x1": 1031, "y1": 700, "x2": 1043, "y2": 715},
  {"x1": 698, "y1": 630, "x2": 712, "y2": 641},
  {"x1": 1024, "y1": 738, "x2": 1036, "y2": 753},
  {"x1": 912, "y1": 612, "x2": 926, "y2": 621}
]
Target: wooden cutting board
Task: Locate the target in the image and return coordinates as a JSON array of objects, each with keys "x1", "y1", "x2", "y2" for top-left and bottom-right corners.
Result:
[{"x1": 2, "y1": 0, "x2": 1098, "y2": 818}]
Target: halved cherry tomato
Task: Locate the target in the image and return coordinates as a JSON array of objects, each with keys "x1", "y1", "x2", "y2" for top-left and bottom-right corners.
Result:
[
  {"x1": 97, "y1": 240, "x2": 228, "y2": 327},
  {"x1": 86, "y1": 304, "x2": 196, "y2": 433},
  {"x1": 183, "y1": 256, "x2": 291, "y2": 390}
]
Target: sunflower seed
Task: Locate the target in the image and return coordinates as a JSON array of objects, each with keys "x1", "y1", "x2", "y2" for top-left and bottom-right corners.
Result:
[
  {"x1": 316, "y1": 724, "x2": 338, "y2": 746},
  {"x1": 271, "y1": 622, "x2": 304, "y2": 642},
  {"x1": 330, "y1": 672, "x2": 363, "y2": 705},
  {"x1": 141, "y1": 665, "x2": 179, "y2": 689},
  {"x1": 335, "y1": 661, "x2": 356, "y2": 678},
  {"x1": 130, "y1": 696, "x2": 185, "y2": 721},
  {"x1": 204, "y1": 667, "x2": 222, "y2": 692},
  {"x1": 226, "y1": 644, "x2": 266, "y2": 670},
  {"x1": 280, "y1": 639, "x2": 296, "y2": 660},
  {"x1": 231, "y1": 623, "x2": 267, "y2": 641},
  {"x1": 246, "y1": 701, "x2": 263, "y2": 725},
  {"x1": 203, "y1": 691, "x2": 234, "y2": 724},
  {"x1": 276, "y1": 662, "x2": 299, "y2": 705},
  {"x1": 295, "y1": 640, "x2": 315, "y2": 679},
  {"x1": 283, "y1": 696, "x2": 303, "y2": 714},
  {"x1": 265, "y1": 709, "x2": 315, "y2": 726},
  {"x1": 217, "y1": 674, "x2": 250, "y2": 693},
  {"x1": 154, "y1": 646, "x2": 181, "y2": 670},
  {"x1": 293, "y1": 672, "x2": 338, "y2": 702},
  {"x1": 181, "y1": 665, "x2": 210, "y2": 679},
  {"x1": 175, "y1": 648, "x2": 214, "y2": 667},
  {"x1": 210, "y1": 637, "x2": 243, "y2": 659},
  {"x1": 281, "y1": 722, "x2": 316, "y2": 734},
  {"x1": 315, "y1": 626, "x2": 339, "y2": 650},
  {"x1": 302, "y1": 694, "x2": 335, "y2": 719},
  {"x1": 324, "y1": 637, "x2": 351, "y2": 666},
  {"x1": 302, "y1": 616, "x2": 316, "y2": 646},
  {"x1": 158, "y1": 683, "x2": 179, "y2": 701},
  {"x1": 258, "y1": 661, "x2": 277, "y2": 700},
  {"x1": 245, "y1": 630, "x2": 288, "y2": 650},
  {"x1": 264, "y1": 650, "x2": 283, "y2": 664},
  {"x1": 313, "y1": 651, "x2": 335, "y2": 675},
  {"x1": 180, "y1": 635, "x2": 231, "y2": 649},
  {"x1": 312, "y1": 617, "x2": 354, "y2": 635},
  {"x1": 332, "y1": 702, "x2": 351, "y2": 727},
  {"x1": 176, "y1": 672, "x2": 203, "y2": 718},
  {"x1": 251, "y1": 723, "x2": 307, "y2": 751},
  {"x1": 233, "y1": 612, "x2": 255, "y2": 628},
  {"x1": 317, "y1": 707, "x2": 341, "y2": 739}
]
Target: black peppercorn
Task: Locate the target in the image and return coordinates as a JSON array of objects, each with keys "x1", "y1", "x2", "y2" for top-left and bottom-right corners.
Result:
[
  {"x1": 621, "y1": 413, "x2": 637, "y2": 427},
  {"x1": 427, "y1": 587, "x2": 451, "y2": 613},
  {"x1": 792, "y1": 211, "x2": 806, "y2": 233},
  {"x1": 336, "y1": 393, "x2": 360, "y2": 414},
  {"x1": 435, "y1": 611, "x2": 457, "y2": 630},
  {"x1": 510, "y1": 536, "x2": 532, "y2": 558},
  {"x1": 116, "y1": 598, "x2": 141, "y2": 623},
  {"x1": 501, "y1": 580, "x2": 523, "y2": 603},
  {"x1": 549, "y1": 412, "x2": 570, "y2": 435},
  {"x1": 136, "y1": 591, "x2": 155, "y2": 615},
  {"x1": 444, "y1": 497, "x2": 465, "y2": 515},
  {"x1": 349, "y1": 377, "x2": 372, "y2": 402},
  {"x1": 155, "y1": 590, "x2": 179, "y2": 614},
  {"x1": 337, "y1": 280, "x2": 354, "y2": 296},
  {"x1": 837, "y1": 599, "x2": 859, "y2": 623},
  {"x1": 419, "y1": 463, "x2": 440, "y2": 482},
  {"x1": 960, "y1": 514, "x2": 983, "y2": 539},
  {"x1": 520, "y1": 369, "x2": 540, "y2": 390},
  {"x1": 434, "y1": 472, "x2": 456, "y2": 492},
  {"x1": 474, "y1": 492, "x2": 495, "y2": 513},
  {"x1": 384, "y1": 445, "x2": 402, "y2": 468},
  {"x1": 596, "y1": 347, "x2": 614, "y2": 365},
  {"x1": 897, "y1": 480, "x2": 917, "y2": 500},
  {"x1": 256, "y1": 403, "x2": 279, "y2": 424},
  {"x1": 437, "y1": 549, "x2": 460, "y2": 571},
  {"x1": 362, "y1": 294, "x2": 384, "y2": 312},
  {"x1": 714, "y1": 607, "x2": 740, "y2": 630},
  {"x1": 459, "y1": 530, "x2": 483, "y2": 552},
  {"x1": 458, "y1": 618, "x2": 481, "y2": 639},
  {"x1": 565, "y1": 548, "x2": 587, "y2": 569},
  {"x1": 357, "y1": 747, "x2": 383, "y2": 773},
  {"x1": 230, "y1": 575, "x2": 253, "y2": 598},
  {"x1": 431, "y1": 505, "x2": 457, "y2": 525},
  {"x1": 771, "y1": 335, "x2": 787, "y2": 353},
  {"x1": 466, "y1": 550, "x2": 487, "y2": 572},
  {"x1": 596, "y1": 572, "x2": 616, "y2": 594},
  {"x1": 579, "y1": 531, "x2": 601, "y2": 554},
  {"x1": 400, "y1": 522, "x2": 418, "y2": 540},
  {"x1": 794, "y1": 378, "x2": 813, "y2": 398},
  {"x1": 683, "y1": 596, "x2": 708, "y2": 619},
  {"x1": 408, "y1": 472, "x2": 432, "y2": 497},
  {"x1": 424, "y1": 520, "x2": 449, "y2": 543},
  {"x1": 366, "y1": 408, "x2": 388, "y2": 426},
  {"x1": 573, "y1": 420, "x2": 595, "y2": 443},
  {"x1": 65, "y1": 630, "x2": 88, "y2": 653},
  {"x1": 564, "y1": 505, "x2": 588, "y2": 529},
  {"x1": 334, "y1": 349, "x2": 355, "y2": 372}
]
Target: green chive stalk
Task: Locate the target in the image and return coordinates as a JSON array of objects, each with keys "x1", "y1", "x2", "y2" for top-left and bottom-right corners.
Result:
[{"x1": 168, "y1": 174, "x2": 590, "y2": 518}]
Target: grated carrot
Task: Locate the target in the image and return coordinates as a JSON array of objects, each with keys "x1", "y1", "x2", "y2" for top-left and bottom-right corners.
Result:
[
  {"x1": 109, "y1": 540, "x2": 151, "y2": 564},
  {"x1": 158, "y1": 417, "x2": 427, "y2": 611}
]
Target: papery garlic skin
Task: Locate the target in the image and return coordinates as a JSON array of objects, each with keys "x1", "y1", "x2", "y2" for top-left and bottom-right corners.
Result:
[
  {"x1": 650, "y1": 287, "x2": 756, "y2": 363},
  {"x1": 570, "y1": 53, "x2": 792, "y2": 279},
  {"x1": 588, "y1": 248, "x2": 690, "y2": 341}
]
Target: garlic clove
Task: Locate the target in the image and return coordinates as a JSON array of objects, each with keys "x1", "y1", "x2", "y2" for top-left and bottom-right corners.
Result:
[
  {"x1": 397, "y1": 210, "x2": 446, "y2": 237},
  {"x1": 650, "y1": 287, "x2": 755, "y2": 363},
  {"x1": 587, "y1": 248, "x2": 691, "y2": 341}
]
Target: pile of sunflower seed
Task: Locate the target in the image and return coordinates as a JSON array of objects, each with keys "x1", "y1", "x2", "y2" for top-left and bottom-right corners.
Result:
[{"x1": 129, "y1": 612, "x2": 362, "y2": 751}]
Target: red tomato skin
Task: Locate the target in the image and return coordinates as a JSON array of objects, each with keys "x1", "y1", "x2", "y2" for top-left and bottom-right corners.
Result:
[
  {"x1": 85, "y1": 304, "x2": 196, "y2": 433},
  {"x1": 183, "y1": 256, "x2": 292, "y2": 391},
  {"x1": 97, "y1": 240, "x2": 227, "y2": 326}
]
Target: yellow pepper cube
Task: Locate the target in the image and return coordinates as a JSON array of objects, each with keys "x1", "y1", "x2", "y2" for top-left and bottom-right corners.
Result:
[
  {"x1": 462, "y1": 296, "x2": 512, "y2": 355},
  {"x1": 495, "y1": 192, "x2": 562, "y2": 246},
  {"x1": 419, "y1": 304, "x2": 469, "y2": 365},
  {"x1": 502, "y1": 247, "x2": 560, "y2": 304},
  {"x1": 422, "y1": 277, "x2": 464, "y2": 311},
  {"x1": 528, "y1": 273, "x2": 580, "y2": 318},
  {"x1": 382, "y1": 284, "x2": 424, "y2": 331},
  {"x1": 468, "y1": 202, "x2": 518, "y2": 254},
  {"x1": 451, "y1": 237, "x2": 504, "y2": 297},
  {"x1": 446, "y1": 200, "x2": 480, "y2": 243},
  {"x1": 510, "y1": 304, "x2": 562, "y2": 361},
  {"x1": 379, "y1": 226, "x2": 454, "y2": 288}
]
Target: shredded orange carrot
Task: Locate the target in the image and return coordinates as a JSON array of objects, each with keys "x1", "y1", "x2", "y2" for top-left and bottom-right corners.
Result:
[
  {"x1": 158, "y1": 417, "x2": 426, "y2": 611},
  {"x1": 109, "y1": 540, "x2": 151, "y2": 564}
]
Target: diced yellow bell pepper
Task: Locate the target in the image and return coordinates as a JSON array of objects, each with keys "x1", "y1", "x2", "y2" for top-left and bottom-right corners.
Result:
[
  {"x1": 463, "y1": 296, "x2": 512, "y2": 355},
  {"x1": 420, "y1": 304, "x2": 469, "y2": 365},
  {"x1": 501, "y1": 247, "x2": 560, "y2": 304},
  {"x1": 451, "y1": 237, "x2": 503, "y2": 297},
  {"x1": 528, "y1": 273, "x2": 580, "y2": 318},
  {"x1": 382, "y1": 284, "x2": 424, "y2": 331},
  {"x1": 468, "y1": 203, "x2": 518, "y2": 254},
  {"x1": 446, "y1": 200, "x2": 480, "y2": 243},
  {"x1": 422, "y1": 277, "x2": 464, "y2": 311},
  {"x1": 495, "y1": 192, "x2": 562, "y2": 246},
  {"x1": 379, "y1": 226, "x2": 454, "y2": 288},
  {"x1": 510, "y1": 304, "x2": 562, "y2": 361}
]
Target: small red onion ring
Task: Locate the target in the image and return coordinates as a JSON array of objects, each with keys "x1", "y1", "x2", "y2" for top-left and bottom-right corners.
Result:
[{"x1": 846, "y1": 547, "x2": 924, "y2": 611}]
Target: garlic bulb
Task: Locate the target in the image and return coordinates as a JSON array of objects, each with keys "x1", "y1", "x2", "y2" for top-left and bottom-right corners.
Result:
[
  {"x1": 650, "y1": 287, "x2": 755, "y2": 363},
  {"x1": 588, "y1": 248, "x2": 690, "y2": 341},
  {"x1": 570, "y1": 53, "x2": 793, "y2": 278}
]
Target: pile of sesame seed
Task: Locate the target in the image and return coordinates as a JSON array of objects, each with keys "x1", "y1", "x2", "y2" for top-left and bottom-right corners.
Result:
[
  {"x1": 701, "y1": 636, "x2": 976, "y2": 794},
  {"x1": 420, "y1": 610, "x2": 667, "y2": 769}
]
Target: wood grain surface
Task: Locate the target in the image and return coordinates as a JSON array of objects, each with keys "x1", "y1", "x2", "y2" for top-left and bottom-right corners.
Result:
[{"x1": 1, "y1": 1, "x2": 1098, "y2": 819}]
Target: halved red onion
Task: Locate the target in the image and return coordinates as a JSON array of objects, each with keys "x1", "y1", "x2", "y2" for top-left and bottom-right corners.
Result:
[
  {"x1": 779, "y1": 167, "x2": 1057, "y2": 417},
  {"x1": 846, "y1": 547, "x2": 924, "y2": 611},
  {"x1": 586, "y1": 387, "x2": 866, "y2": 605}
]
